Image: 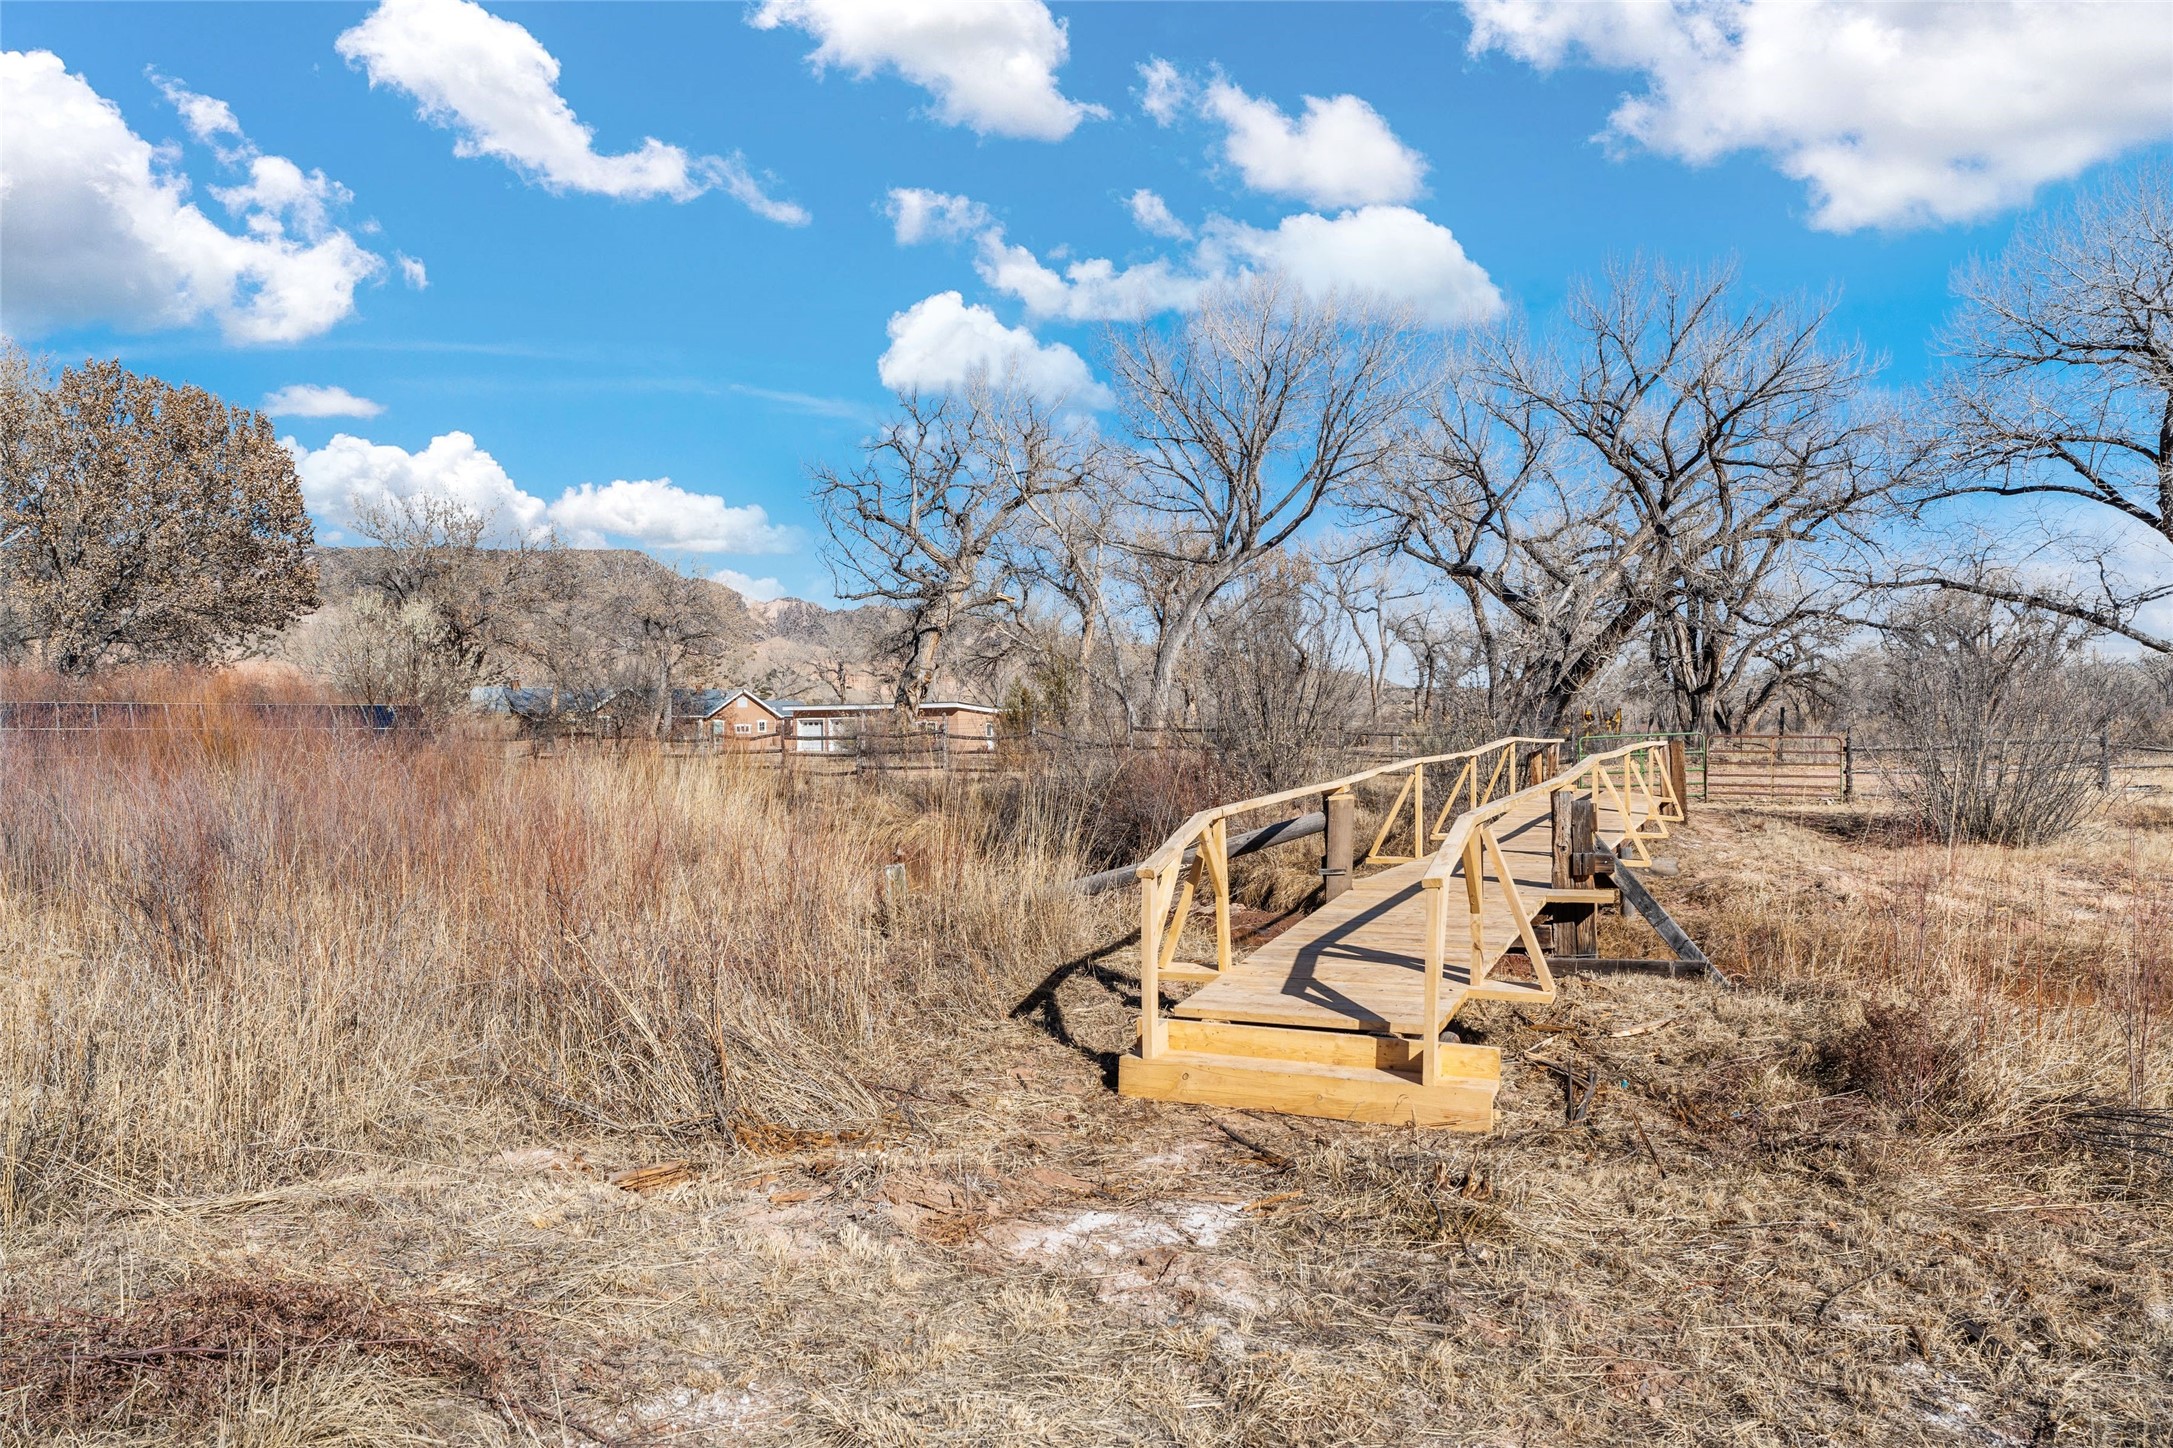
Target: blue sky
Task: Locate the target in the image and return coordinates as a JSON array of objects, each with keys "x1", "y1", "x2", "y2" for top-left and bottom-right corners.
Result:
[{"x1": 5, "y1": 1, "x2": 2171, "y2": 602}]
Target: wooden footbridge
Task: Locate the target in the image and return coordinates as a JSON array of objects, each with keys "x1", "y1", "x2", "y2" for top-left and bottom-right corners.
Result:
[{"x1": 1117, "y1": 738, "x2": 1706, "y2": 1130}]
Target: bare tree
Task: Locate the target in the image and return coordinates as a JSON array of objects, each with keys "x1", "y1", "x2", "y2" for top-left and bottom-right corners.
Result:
[
  {"x1": 1108, "y1": 274, "x2": 1421, "y2": 729},
  {"x1": 1380, "y1": 261, "x2": 1907, "y2": 734},
  {"x1": 305, "y1": 594, "x2": 479, "y2": 714},
  {"x1": 987, "y1": 483, "x2": 1127, "y2": 731},
  {"x1": 347, "y1": 494, "x2": 533, "y2": 690},
  {"x1": 1913, "y1": 164, "x2": 2173, "y2": 654},
  {"x1": 0, "y1": 351, "x2": 318, "y2": 672},
  {"x1": 1325, "y1": 552, "x2": 1423, "y2": 726},
  {"x1": 1196, "y1": 556, "x2": 1366, "y2": 790},
  {"x1": 1388, "y1": 604, "x2": 1481, "y2": 726},
  {"x1": 815, "y1": 381, "x2": 1096, "y2": 715},
  {"x1": 1647, "y1": 559, "x2": 1864, "y2": 733},
  {"x1": 631, "y1": 565, "x2": 734, "y2": 737},
  {"x1": 1874, "y1": 587, "x2": 2114, "y2": 845}
]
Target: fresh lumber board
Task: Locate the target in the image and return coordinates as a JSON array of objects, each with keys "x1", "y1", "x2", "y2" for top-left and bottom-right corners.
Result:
[
  {"x1": 1163, "y1": 1018, "x2": 1501, "y2": 1080},
  {"x1": 1118, "y1": 1048, "x2": 1498, "y2": 1129}
]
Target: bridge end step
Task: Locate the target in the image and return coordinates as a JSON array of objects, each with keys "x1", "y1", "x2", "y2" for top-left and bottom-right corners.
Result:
[{"x1": 1119, "y1": 1019, "x2": 1500, "y2": 1130}]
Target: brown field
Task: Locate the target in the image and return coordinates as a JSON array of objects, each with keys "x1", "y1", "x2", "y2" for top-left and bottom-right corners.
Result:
[{"x1": 2, "y1": 703, "x2": 2168, "y2": 1446}]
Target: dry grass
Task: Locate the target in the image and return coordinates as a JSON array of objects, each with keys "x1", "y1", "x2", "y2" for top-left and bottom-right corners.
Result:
[{"x1": 4, "y1": 684, "x2": 2169, "y2": 1445}]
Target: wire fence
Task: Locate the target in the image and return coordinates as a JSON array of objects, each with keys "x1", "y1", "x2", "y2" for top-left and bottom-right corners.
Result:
[
  {"x1": 7, "y1": 702, "x2": 2168, "y2": 798},
  {"x1": 0, "y1": 700, "x2": 422, "y2": 733}
]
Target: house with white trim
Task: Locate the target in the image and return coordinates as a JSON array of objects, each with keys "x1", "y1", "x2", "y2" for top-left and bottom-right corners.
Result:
[{"x1": 676, "y1": 691, "x2": 1002, "y2": 752}]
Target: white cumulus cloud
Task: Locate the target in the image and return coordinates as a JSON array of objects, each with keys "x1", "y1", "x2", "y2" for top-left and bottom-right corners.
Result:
[
  {"x1": 264, "y1": 384, "x2": 384, "y2": 419},
  {"x1": 877, "y1": 291, "x2": 1111, "y2": 404},
  {"x1": 286, "y1": 430, "x2": 798, "y2": 556},
  {"x1": 1138, "y1": 58, "x2": 1191, "y2": 127},
  {"x1": 548, "y1": 478, "x2": 797, "y2": 553},
  {"x1": 396, "y1": 253, "x2": 428, "y2": 289},
  {"x1": 752, "y1": 0, "x2": 1104, "y2": 141},
  {"x1": 903, "y1": 186, "x2": 1499, "y2": 327},
  {"x1": 1200, "y1": 206, "x2": 1503, "y2": 327},
  {"x1": 886, "y1": 187, "x2": 993, "y2": 244},
  {"x1": 714, "y1": 568, "x2": 788, "y2": 602},
  {"x1": 1463, "y1": 0, "x2": 2173, "y2": 231},
  {"x1": 337, "y1": 0, "x2": 807, "y2": 221},
  {"x1": 1127, "y1": 188, "x2": 1191, "y2": 239},
  {"x1": 1201, "y1": 79, "x2": 1428, "y2": 209},
  {"x1": 289, "y1": 430, "x2": 549, "y2": 540},
  {"x1": 148, "y1": 69, "x2": 245, "y2": 156},
  {"x1": 977, "y1": 236, "x2": 1203, "y2": 321},
  {"x1": 0, "y1": 50, "x2": 383, "y2": 343}
]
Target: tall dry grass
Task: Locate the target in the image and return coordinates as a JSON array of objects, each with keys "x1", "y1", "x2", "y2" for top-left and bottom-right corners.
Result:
[
  {"x1": 1672, "y1": 804, "x2": 2171, "y2": 1131},
  {"x1": 0, "y1": 676, "x2": 1113, "y2": 1223}
]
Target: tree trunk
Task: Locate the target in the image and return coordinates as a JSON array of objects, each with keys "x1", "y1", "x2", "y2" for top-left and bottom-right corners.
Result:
[
  {"x1": 1141, "y1": 584, "x2": 1220, "y2": 731},
  {"x1": 893, "y1": 594, "x2": 959, "y2": 716}
]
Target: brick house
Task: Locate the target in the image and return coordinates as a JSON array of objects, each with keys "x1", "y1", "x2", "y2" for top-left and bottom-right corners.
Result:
[{"x1": 681, "y1": 689, "x2": 793, "y2": 745}]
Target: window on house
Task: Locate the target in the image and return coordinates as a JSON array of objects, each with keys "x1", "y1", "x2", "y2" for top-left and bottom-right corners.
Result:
[
  {"x1": 735, "y1": 722, "x2": 751, "y2": 735},
  {"x1": 756, "y1": 720, "x2": 769, "y2": 733}
]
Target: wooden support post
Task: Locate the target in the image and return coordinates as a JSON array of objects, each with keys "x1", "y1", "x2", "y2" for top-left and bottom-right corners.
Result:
[
  {"x1": 1204, "y1": 818, "x2": 1233, "y2": 974},
  {"x1": 1666, "y1": 737, "x2": 1689, "y2": 822},
  {"x1": 1421, "y1": 882, "x2": 1443, "y2": 1086},
  {"x1": 1550, "y1": 789, "x2": 1575, "y2": 890},
  {"x1": 1411, "y1": 763, "x2": 1426, "y2": 859},
  {"x1": 1322, "y1": 789, "x2": 1354, "y2": 903},
  {"x1": 1138, "y1": 872, "x2": 1164, "y2": 1059},
  {"x1": 1567, "y1": 796, "x2": 1599, "y2": 956},
  {"x1": 1842, "y1": 731, "x2": 1854, "y2": 802},
  {"x1": 1463, "y1": 833, "x2": 1486, "y2": 980}
]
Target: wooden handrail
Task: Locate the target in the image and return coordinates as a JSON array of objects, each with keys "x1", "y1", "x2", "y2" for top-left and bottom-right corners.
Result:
[
  {"x1": 1418, "y1": 739, "x2": 1674, "y2": 887},
  {"x1": 1132, "y1": 736, "x2": 1559, "y2": 880},
  {"x1": 1134, "y1": 734, "x2": 1562, "y2": 1063},
  {"x1": 1131, "y1": 734, "x2": 1689, "y2": 1068}
]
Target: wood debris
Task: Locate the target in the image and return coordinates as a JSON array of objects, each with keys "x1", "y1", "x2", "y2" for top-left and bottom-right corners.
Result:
[{"x1": 608, "y1": 1161, "x2": 694, "y2": 1194}]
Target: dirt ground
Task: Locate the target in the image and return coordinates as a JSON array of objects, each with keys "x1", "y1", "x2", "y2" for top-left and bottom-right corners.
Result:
[{"x1": 5, "y1": 805, "x2": 2169, "y2": 1447}]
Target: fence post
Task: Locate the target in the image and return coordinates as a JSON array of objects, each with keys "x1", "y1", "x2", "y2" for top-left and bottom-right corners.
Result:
[
  {"x1": 1550, "y1": 790, "x2": 1574, "y2": 890},
  {"x1": 1665, "y1": 737, "x2": 1689, "y2": 823},
  {"x1": 1321, "y1": 789, "x2": 1354, "y2": 904},
  {"x1": 1842, "y1": 731, "x2": 1854, "y2": 802}
]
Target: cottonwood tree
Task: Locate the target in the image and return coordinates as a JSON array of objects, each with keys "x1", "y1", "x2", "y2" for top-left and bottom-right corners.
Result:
[
  {"x1": 1379, "y1": 262, "x2": 1907, "y2": 734},
  {"x1": 1325, "y1": 552, "x2": 1425, "y2": 727},
  {"x1": 1646, "y1": 555, "x2": 1865, "y2": 734},
  {"x1": 1912, "y1": 164, "x2": 2173, "y2": 654},
  {"x1": 1195, "y1": 556, "x2": 1366, "y2": 789},
  {"x1": 1389, "y1": 604, "x2": 1482, "y2": 726},
  {"x1": 815, "y1": 380, "x2": 1097, "y2": 715},
  {"x1": 986, "y1": 483, "x2": 1127, "y2": 731},
  {"x1": 632, "y1": 565, "x2": 734, "y2": 737},
  {"x1": 346, "y1": 493, "x2": 535, "y2": 691},
  {"x1": 0, "y1": 351, "x2": 318, "y2": 672},
  {"x1": 1108, "y1": 274, "x2": 1421, "y2": 729}
]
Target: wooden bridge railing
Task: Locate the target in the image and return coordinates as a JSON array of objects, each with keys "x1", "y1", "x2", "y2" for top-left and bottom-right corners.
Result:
[
  {"x1": 1132, "y1": 736, "x2": 1560, "y2": 1060},
  {"x1": 1409, "y1": 740, "x2": 1681, "y2": 1085},
  {"x1": 1129, "y1": 735, "x2": 1684, "y2": 1068}
]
